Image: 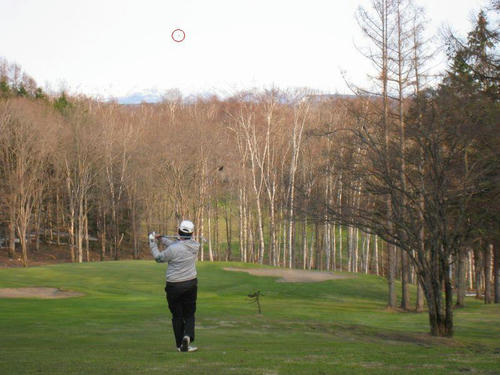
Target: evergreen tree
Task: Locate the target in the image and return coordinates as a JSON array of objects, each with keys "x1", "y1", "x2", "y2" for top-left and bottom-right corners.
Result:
[
  {"x1": 35, "y1": 87, "x2": 45, "y2": 100},
  {"x1": 54, "y1": 91, "x2": 71, "y2": 113},
  {"x1": 0, "y1": 79, "x2": 10, "y2": 98},
  {"x1": 446, "y1": 10, "x2": 499, "y2": 98},
  {"x1": 16, "y1": 84, "x2": 28, "y2": 97},
  {"x1": 444, "y1": 9, "x2": 500, "y2": 304}
]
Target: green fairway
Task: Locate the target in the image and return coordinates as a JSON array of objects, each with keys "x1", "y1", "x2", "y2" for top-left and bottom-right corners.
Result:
[{"x1": 0, "y1": 261, "x2": 498, "y2": 374}]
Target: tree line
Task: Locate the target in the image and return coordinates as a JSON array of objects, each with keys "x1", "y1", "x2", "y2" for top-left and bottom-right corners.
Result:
[{"x1": 0, "y1": 1, "x2": 498, "y2": 337}]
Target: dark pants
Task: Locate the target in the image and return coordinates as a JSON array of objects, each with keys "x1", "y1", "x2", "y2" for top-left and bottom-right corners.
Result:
[{"x1": 165, "y1": 278, "x2": 197, "y2": 348}]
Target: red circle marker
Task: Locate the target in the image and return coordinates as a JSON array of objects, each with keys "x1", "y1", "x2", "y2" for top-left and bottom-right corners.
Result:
[{"x1": 171, "y1": 29, "x2": 185, "y2": 43}]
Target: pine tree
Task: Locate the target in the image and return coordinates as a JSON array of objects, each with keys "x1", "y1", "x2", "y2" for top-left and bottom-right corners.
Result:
[{"x1": 446, "y1": 10, "x2": 499, "y2": 98}]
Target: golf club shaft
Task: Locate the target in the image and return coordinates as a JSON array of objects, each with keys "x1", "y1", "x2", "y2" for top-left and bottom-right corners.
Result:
[{"x1": 155, "y1": 234, "x2": 207, "y2": 243}]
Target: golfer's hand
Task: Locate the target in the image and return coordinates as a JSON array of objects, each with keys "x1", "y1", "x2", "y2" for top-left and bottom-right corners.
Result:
[{"x1": 148, "y1": 232, "x2": 156, "y2": 242}]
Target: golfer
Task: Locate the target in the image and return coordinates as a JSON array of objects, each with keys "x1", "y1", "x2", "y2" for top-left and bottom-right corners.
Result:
[{"x1": 149, "y1": 220, "x2": 200, "y2": 352}]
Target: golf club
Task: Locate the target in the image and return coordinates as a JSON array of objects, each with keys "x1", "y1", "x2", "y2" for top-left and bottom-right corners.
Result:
[{"x1": 153, "y1": 234, "x2": 208, "y2": 243}]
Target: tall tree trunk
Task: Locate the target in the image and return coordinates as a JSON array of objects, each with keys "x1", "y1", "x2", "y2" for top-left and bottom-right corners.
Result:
[
  {"x1": 84, "y1": 212, "x2": 90, "y2": 262},
  {"x1": 401, "y1": 250, "x2": 410, "y2": 310},
  {"x1": 416, "y1": 280, "x2": 425, "y2": 312},
  {"x1": 347, "y1": 226, "x2": 353, "y2": 272},
  {"x1": 423, "y1": 269, "x2": 453, "y2": 337},
  {"x1": 276, "y1": 214, "x2": 282, "y2": 266},
  {"x1": 287, "y1": 196, "x2": 295, "y2": 269},
  {"x1": 387, "y1": 241, "x2": 397, "y2": 308},
  {"x1": 338, "y1": 225, "x2": 343, "y2": 272},
  {"x1": 242, "y1": 189, "x2": 249, "y2": 263},
  {"x1": 485, "y1": 244, "x2": 493, "y2": 304},
  {"x1": 309, "y1": 225, "x2": 315, "y2": 270},
  {"x1": 238, "y1": 187, "x2": 244, "y2": 262},
  {"x1": 199, "y1": 206, "x2": 205, "y2": 262},
  {"x1": 494, "y1": 243, "x2": 500, "y2": 303},
  {"x1": 364, "y1": 233, "x2": 371, "y2": 274},
  {"x1": 255, "y1": 194, "x2": 265, "y2": 264},
  {"x1": 69, "y1": 207, "x2": 75, "y2": 263},
  {"x1": 8, "y1": 195, "x2": 16, "y2": 258},
  {"x1": 214, "y1": 200, "x2": 220, "y2": 261},
  {"x1": 46, "y1": 202, "x2": 53, "y2": 243},
  {"x1": 455, "y1": 248, "x2": 466, "y2": 308},
  {"x1": 16, "y1": 189, "x2": 32, "y2": 267},
  {"x1": 324, "y1": 221, "x2": 331, "y2": 271},
  {"x1": 287, "y1": 101, "x2": 308, "y2": 268},
  {"x1": 337, "y1": 180, "x2": 343, "y2": 272},
  {"x1": 416, "y1": 134, "x2": 426, "y2": 312},
  {"x1": 383, "y1": 0, "x2": 396, "y2": 309},
  {"x1": 396, "y1": 0, "x2": 410, "y2": 313},
  {"x1": 208, "y1": 203, "x2": 214, "y2": 262},
  {"x1": 443, "y1": 261, "x2": 454, "y2": 337},
  {"x1": 131, "y1": 197, "x2": 138, "y2": 259},
  {"x1": 77, "y1": 196, "x2": 84, "y2": 263},
  {"x1": 34, "y1": 203, "x2": 41, "y2": 252},
  {"x1": 112, "y1": 203, "x2": 118, "y2": 261},
  {"x1": 18, "y1": 229, "x2": 28, "y2": 267},
  {"x1": 269, "y1": 199, "x2": 277, "y2": 266},
  {"x1": 56, "y1": 188, "x2": 61, "y2": 246},
  {"x1": 249, "y1": 214, "x2": 255, "y2": 263},
  {"x1": 315, "y1": 222, "x2": 321, "y2": 270},
  {"x1": 332, "y1": 223, "x2": 337, "y2": 272},
  {"x1": 225, "y1": 204, "x2": 232, "y2": 261},
  {"x1": 303, "y1": 216, "x2": 308, "y2": 270},
  {"x1": 468, "y1": 249, "x2": 474, "y2": 290},
  {"x1": 281, "y1": 210, "x2": 287, "y2": 267},
  {"x1": 354, "y1": 227, "x2": 359, "y2": 273},
  {"x1": 100, "y1": 209, "x2": 106, "y2": 261},
  {"x1": 474, "y1": 248, "x2": 483, "y2": 299}
]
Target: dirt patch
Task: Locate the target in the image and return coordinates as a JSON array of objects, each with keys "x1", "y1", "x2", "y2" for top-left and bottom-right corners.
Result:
[
  {"x1": 223, "y1": 267, "x2": 354, "y2": 283},
  {"x1": 0, "y1": 287, "x2": 84, "y2": 299}
]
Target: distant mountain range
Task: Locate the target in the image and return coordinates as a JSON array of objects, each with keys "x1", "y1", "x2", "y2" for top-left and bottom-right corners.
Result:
[
  {"x1": 115, "y1": 90, "x2": 164, "y2": 105},
  {"x1": 114, "y1": 90, "x2": 355, "y2": 105}
]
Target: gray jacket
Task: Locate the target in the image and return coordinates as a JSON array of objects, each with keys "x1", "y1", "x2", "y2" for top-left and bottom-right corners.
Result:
[{"x1": 150, "y1": 236, "x2": 200, "y2": 282}]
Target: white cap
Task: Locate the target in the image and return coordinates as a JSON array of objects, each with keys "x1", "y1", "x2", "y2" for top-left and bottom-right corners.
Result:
[{"x1": 179, "y1": 220, "x2": 194, "y2": 234}]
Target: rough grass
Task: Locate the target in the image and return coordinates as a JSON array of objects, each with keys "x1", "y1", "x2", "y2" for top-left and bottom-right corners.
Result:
[{"x1": 0, "y1": 261, "x2": 499, "y2": 374}]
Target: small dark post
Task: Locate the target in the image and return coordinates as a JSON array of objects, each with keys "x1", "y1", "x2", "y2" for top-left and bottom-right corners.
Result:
[{"x1": 248, "y1": 290, "x2": 263, "y2": 314}]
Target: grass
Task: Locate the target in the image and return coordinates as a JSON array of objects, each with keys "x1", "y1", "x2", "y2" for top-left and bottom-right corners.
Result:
[{"x1": 0, "y1": 261, "x2": 499, "y2": 374}]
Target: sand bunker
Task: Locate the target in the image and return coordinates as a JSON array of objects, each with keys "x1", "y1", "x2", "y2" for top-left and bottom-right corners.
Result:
[
  {"x1": 223, "y1": 267, "x2": 354, "y2": 283},
  {"x1": 0, "y1": 287, "x2": 84, "y2": 299}
]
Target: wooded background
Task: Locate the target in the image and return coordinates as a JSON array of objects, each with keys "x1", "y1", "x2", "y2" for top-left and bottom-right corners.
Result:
[{"x1": 0, "y1": 0, "x2": 498, "y2": 337}]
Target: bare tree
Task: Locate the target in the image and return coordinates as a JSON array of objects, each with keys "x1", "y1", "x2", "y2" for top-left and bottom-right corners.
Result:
[
  {"x1": 0, "y1": 99, "x2": 58, "y2": 265},
  {"x1": 286, "y1": 92, "x2": 310, "y2": 268},
  {"x1": 356, "y1": 0, "x2": 398, "y2": 308},
  {"x1": 229, "y1": 95, "x2": 267, "y2": 264},
  {"x1": 0, "y1": 103, "x2": 16, "y2": 258},
  {"x1": 316, "y1": 83, "x2": 494, "y2": 336},
  {"x1": 58, "y1": 100, "x2": 100, "y2": 263}
]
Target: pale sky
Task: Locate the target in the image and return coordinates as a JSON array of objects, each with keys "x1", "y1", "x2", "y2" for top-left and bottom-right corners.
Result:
[{"x1": 0, "y1": 0, "x2": 488, "y2": 99}]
